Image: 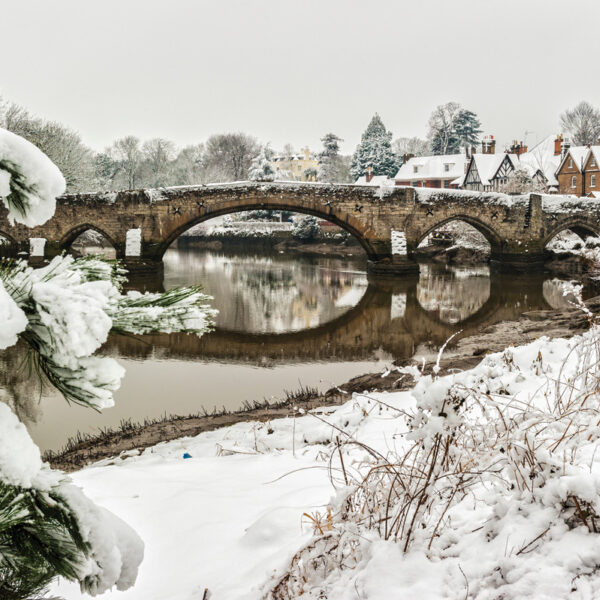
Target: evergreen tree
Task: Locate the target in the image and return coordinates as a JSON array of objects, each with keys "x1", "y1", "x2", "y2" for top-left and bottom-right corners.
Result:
[
  {"x1": 248, "y1": 144, "x2": 276, "y2": 181},
  {"x1": 0, "y1": 128, "x2": 217, "y2": 598},
  {"x1": 350, "y1": 114, "x2": 400, "y2": 180},
  {"x1": 428, "y1": 103, "x2": 482, "y2": 155},
  {"x1": 454, "y1": 109, "x2": 482, "y2": 149},
  {"x1": 318, "y1": 133, "x2": 343, "y2": 183}
]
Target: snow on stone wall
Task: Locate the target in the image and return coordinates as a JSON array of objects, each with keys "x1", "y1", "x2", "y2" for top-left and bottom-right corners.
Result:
[
  {"x1": 391, "y1": 293, "x2": 406, "y2": 320},
  {"x1": 125, "y1": 228, "x2": 142, "y2": 257},
  {"x1": 391, "y1": 230, "x2": 407, "y2": 255},
  {"x1": 29, "y1": 237, "x2": 46, "y2": 257}
]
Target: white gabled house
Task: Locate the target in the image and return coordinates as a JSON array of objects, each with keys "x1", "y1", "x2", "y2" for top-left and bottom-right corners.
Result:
[{"x1": 394, "y1": 153, "x2": 467, "y2": 189}]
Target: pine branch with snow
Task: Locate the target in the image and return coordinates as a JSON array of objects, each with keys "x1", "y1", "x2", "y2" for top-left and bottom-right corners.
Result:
[{"x1": 0, "y1": 126, "x2": 217, "y2": 597}]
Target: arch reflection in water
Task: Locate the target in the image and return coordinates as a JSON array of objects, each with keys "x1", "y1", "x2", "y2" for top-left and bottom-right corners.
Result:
[{"x1": 1, "y1": 247, "x2": 595, "y2": 453}]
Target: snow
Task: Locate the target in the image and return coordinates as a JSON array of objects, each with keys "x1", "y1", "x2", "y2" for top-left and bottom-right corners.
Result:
[
  {"x1": 0, "y1": 126, "x2": 66, "y2": 226},
  {"x1": 29, "y1": 236, "x2": 46, "y2": 256},
  {"x1": 0, "y1": 279, "x2": 27, "y2": 349},
  {"x1": 391, "y1": 229, "x2": 407, "y2": 255},
  {"x1": 48, "y1": 318, "x2": 600, "y2": 600},
  {"x1": 395, "y1": 153, "x2": 467, "y2": 183},
  {"x1": 517, "y1": 134, "x2": 561, "y2": 186},
  {"x1": 353, "y1": 175, "x2": 394, "y2": 186},
  {"x1": 125, "y1": 228, "x2": 142, "y2": 257},
  {"x1": 0, "y1": 402, "x2": 44, "y2": 487}
]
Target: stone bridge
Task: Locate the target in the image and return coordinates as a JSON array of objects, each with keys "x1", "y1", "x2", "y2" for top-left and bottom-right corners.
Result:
[{"x1": 1, "y1": 182, "x2": 599, "y2": 275}]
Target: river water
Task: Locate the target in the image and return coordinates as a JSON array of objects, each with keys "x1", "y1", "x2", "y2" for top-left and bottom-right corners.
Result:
[{"x1": 0, "y1": 247, "x2": 591, "y2": 453}]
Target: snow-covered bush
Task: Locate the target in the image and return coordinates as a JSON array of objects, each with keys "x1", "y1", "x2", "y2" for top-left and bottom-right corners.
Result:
[
  {"x1": 0, "y1": 128, "x2": 217, "y2": 598},
  {"x1": 268, "y1": 285, "x2": 600, "y2": 598},
  {"x1": 291, "y1": 215, "x2": 321, "y2": 241}
]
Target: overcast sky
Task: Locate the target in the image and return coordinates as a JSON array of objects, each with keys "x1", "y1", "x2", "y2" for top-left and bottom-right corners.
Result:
[{"x1": 2, "y1": 0, "x2": 599, "y2": 155}]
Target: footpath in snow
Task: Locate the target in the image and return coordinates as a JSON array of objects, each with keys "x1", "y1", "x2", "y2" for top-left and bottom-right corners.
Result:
[{"x1": 52, "y1": 319, "x2": 600, "y2": 600}]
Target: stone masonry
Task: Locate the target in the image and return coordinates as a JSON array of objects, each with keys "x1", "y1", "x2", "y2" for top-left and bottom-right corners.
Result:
[{"x1": 1, "y1": 182, "x2": 599, "y2": 275}]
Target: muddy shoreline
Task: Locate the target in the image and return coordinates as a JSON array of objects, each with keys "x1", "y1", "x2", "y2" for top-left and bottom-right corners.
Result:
[{"x1": 45, "y1": 296, "x2": 599, "y2": 472}]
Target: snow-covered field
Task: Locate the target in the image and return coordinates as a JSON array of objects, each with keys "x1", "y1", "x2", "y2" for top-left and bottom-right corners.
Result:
[{"x1": 51, "y1": 314, "x2": 600, "y2": 600}]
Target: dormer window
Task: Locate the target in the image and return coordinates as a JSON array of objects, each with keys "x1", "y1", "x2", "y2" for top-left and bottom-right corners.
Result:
[
  {"x1": 413, "y1": 166, "x2": 419, "y2": 174},
  {"x1": 444, "y1": 163, "x2": 452, "y2": 172}
]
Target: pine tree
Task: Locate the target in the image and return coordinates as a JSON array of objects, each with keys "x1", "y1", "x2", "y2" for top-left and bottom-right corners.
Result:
[
  {"x1": 0, "y1": 128, "x2": 217, "y2": 598},
  {"x1": 350, "y1": 115, "x2": 400, "y2": 180},
  {"x1": 318, "y1": 133, "x2": 343, "y2": 183},
  {"x1": 454, "y1": 109, "x2": 482, "y2": 149}
]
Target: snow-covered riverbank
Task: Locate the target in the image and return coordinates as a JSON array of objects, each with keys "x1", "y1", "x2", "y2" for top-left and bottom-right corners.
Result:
[{"x1": 50, "y1": 313, "x2": 600, "y2": 599}]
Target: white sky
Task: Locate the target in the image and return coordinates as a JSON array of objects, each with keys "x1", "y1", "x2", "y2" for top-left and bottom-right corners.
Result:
[{"x1": 1, "y1": 0, "x2": 599, "y2": 155}]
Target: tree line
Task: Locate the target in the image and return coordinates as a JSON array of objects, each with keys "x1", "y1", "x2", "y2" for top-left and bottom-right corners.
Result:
[{"x1": 1, "y1": 95, "x2": 599, "y2": 192}]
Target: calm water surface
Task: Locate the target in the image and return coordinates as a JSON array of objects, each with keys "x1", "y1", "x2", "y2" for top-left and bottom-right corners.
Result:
[{"x1": 0, "y1": 247, "x2": 591, "y2": 452}]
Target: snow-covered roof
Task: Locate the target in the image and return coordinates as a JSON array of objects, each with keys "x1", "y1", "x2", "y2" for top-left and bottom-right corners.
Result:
[
  {"x1": 517, "y1": 135, "x2": 561, "y2": 185},
  {"x1": 555, "y1": 145, "x2": 589, "y2": 175},
  {"x1": 469, "y1": 154, "x2": 511, "y2": 186},
  {"x1": 588, "y1": 191, "x2": 600, "y2": 198},
  {"x1": 395, "y1": 154, "x2": 467, "y2": 182},
  {"x1": 354, "y1": 175, "x2": 394, "y2": 186}
]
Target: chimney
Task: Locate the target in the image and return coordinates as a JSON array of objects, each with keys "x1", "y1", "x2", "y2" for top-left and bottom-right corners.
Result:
[
  {"x1": 482, "y1": 135, "x2": 496, "y2": 155},
  {"x1": 402, "y1": 153, "x2": 414, "y2": 165},
  {"x1": 303, "y1": 147, "x2": 310, "y2": 161},
  {"x1": 510, "y1": 141, "x2": 527, "y2": 156},
  {"x1": 554, "y1": 134, "x2": 563, "y2": 156},
  {"x1": 365, "y1": 165, "x2": 374, "y2": 183}
]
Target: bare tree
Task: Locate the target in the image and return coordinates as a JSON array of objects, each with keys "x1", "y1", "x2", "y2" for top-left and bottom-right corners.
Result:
[
  {"x1": 559, "y1": 101, "x2": 600, "y2": 146},
  {"x1": 427, "y1": 102, "x2": 462, "y2": 155},
  {"x1": 1, "y1": 100, "x2": 98, "y2": 192},
  {"x1": 109, "y1": 136, "x2": 143, "y2": 189},
  {"x1": 393, "y1": 137, "x2": 429, "y2": 158},
  {"x1": 171, "y1": 144, "x2": 205, "y2": 185},
  {"x1": 204, "y1": 133, "x2": 259, "y2": 181},
  {"x1": 142, "y1": 138, "x2": 176, "y2": 187}
]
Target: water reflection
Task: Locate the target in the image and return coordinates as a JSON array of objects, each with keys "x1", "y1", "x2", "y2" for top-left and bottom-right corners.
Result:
[
  {"x1": 1, "y1": 248, "x2": 594, "y2": 452},
  {"x1": 163, "y1": 249, "x2": 368, "y2": 333}
]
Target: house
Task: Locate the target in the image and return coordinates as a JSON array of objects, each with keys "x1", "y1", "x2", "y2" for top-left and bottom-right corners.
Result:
[
  {"x1": 354, "y1": 171, "x2": 394, "y2": 186},
  {"x1": 555, "y1": 145, "x2": 592, "y2": 196},
  {"x1": 394, "y1": 153, "x2": 467, "y2": 188},
  {"x1": 270, "y1": 147, "x2": 319, "y2": 181},
  {"x1": 462, "y1": 152, "x2": 517, "y2": 191},
  {"x1": 517, "y1": 135, "x2": 562, "y2": 190},
  {"x1": 462, "y1": 135, "x2": 563, "y2": 193}
]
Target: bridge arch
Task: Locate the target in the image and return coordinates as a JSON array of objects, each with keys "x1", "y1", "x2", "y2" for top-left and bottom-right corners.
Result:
[
  {"x1": 414, "y1": 214, "x2": 502, "y2": 251},
  {"x1": 59, "y1": 223, "x2": 118, "y2": 252},
  {"x1": 543, "y1": 217, "x2": 600, "y2": 248},
  {"x1": 156, "y1": 201, "x2": 380, "y2": 260}
]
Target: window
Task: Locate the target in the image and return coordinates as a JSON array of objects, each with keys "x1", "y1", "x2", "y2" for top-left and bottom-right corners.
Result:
[
  {"x1": 411, "y1": 181, "x2": 419, "y2": 187},
  {"x1": 592, "y1": 175, "x2": 597, "y2": 188},
  {"x1": 413, "y1": 166, "x2": 419, "y2": 173},
  {"x1": 592, "y1": 159, "x2": 597, "y2": 167},
  {"x1": 571, "y1": 175, "x2": 577, "y2": 188},
  {"x1": 569, "y1": 158, "x2": 573, "y2": 168},
  {"x1": 443, "y1": 180, "x2": 450, "y2": 188},
  {"x1": 444, "y1": 163, "x2": 452, "y2": 172}
]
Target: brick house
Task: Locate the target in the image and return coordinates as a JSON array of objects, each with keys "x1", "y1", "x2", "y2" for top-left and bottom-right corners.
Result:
[
  {"x1": 394, "y1": 153, "x2": 467, "y2": 188},
  {"x1": 556, "y1": 146, "x2": 592, "y2": 196},
  {"x1": 583, "y1": 148, "x2": 600, "y2": 197}
]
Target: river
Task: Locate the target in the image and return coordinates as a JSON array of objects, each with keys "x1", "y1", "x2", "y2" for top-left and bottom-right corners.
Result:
[{"x1": 0, "y1": 246, "x2": 591, "y2": 453}]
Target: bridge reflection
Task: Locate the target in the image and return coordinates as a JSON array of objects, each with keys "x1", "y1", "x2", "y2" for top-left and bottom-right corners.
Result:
[{"x1": 104, "y1": 270, "x2": 573, "y2": 365}]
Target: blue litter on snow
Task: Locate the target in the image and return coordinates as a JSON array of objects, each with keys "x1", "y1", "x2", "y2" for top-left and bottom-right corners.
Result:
[{"x1": 183, "y1": 452, "x2": 192, "y2": 459}]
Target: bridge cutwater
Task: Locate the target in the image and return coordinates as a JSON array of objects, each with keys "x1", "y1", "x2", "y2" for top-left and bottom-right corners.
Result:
[{"x1": 1, "y1": 182, "x2": 599, "y2": 276}]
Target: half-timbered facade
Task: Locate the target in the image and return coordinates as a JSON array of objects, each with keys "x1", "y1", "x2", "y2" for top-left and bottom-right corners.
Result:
[{"x1": 463, "y1": 153, "x2": 517, "y2": 192}]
